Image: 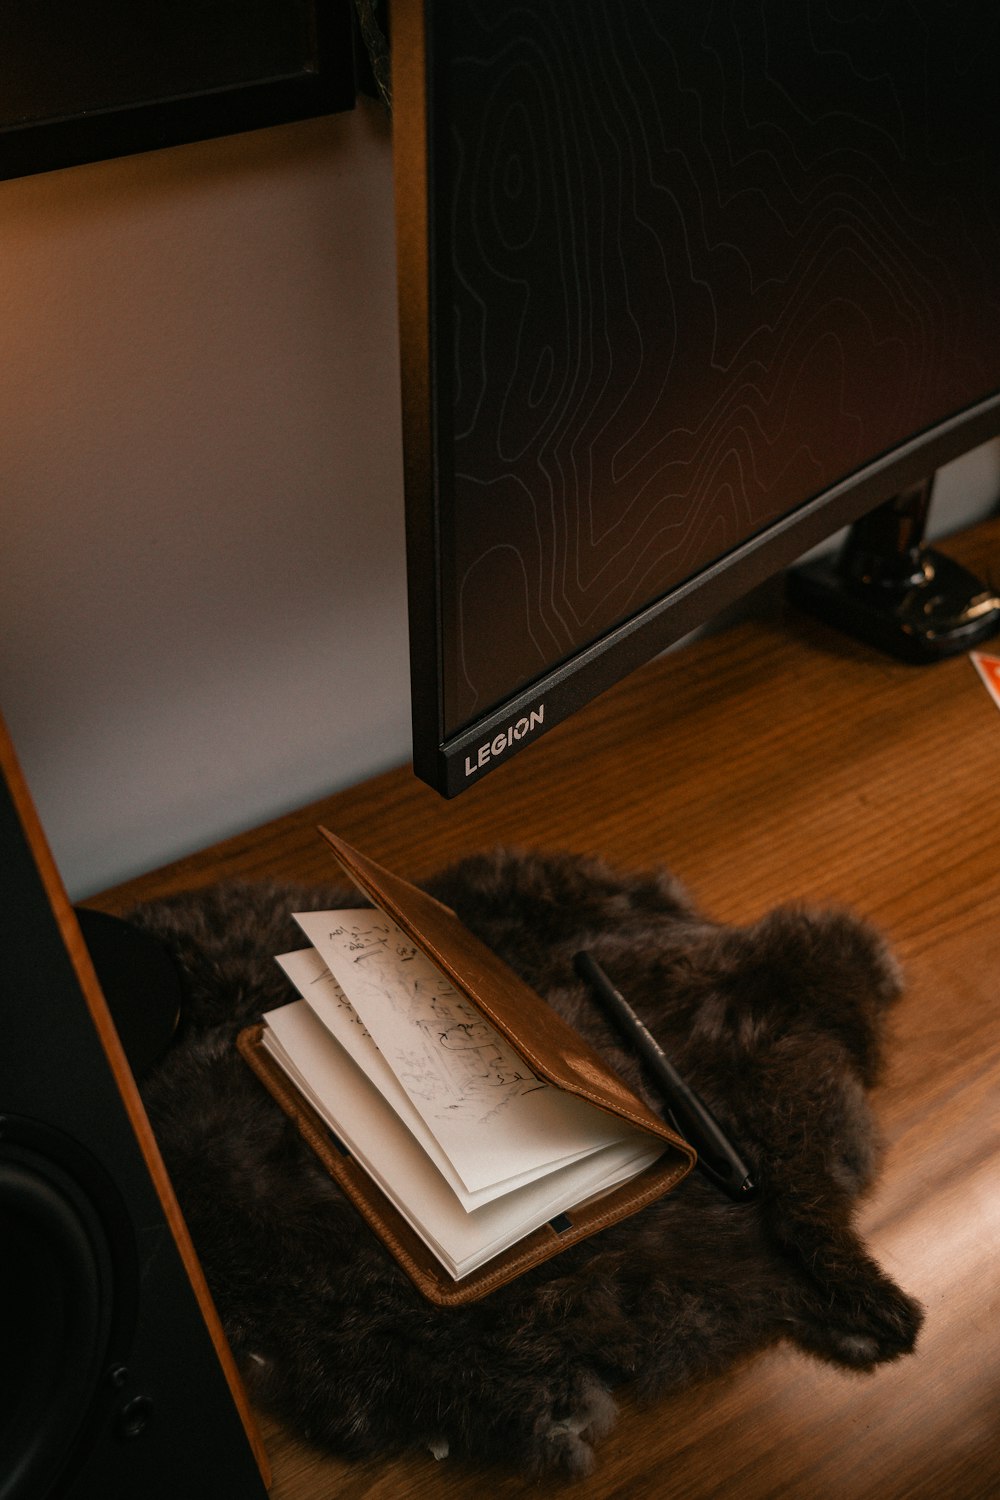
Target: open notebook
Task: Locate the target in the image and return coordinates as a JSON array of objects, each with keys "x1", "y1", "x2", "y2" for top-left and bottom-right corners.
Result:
[{"x1": 238, "y1": 831, "x2": 695, "y2": 1304}]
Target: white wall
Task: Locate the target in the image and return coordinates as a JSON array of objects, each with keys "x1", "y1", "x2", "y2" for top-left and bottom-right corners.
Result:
[
  {"x1": 1, "y1": 102, "x2": 411, "y2": 900},
  {"x1": 927, "y1": 440, "x2": 1000, "y2": 539},
  {"x1": 2, "y1": 100, "x2": 998, "y2": 900}
]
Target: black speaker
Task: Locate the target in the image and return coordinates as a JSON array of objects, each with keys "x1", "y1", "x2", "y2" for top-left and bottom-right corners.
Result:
[{"x1": 0, "y1": 723, "x2": 270, "y2": 1500}]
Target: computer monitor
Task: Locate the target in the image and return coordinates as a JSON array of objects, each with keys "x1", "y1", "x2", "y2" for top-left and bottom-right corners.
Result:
[{"x1": 392, "y1": 0, "x2": 1000, "y2": 796}]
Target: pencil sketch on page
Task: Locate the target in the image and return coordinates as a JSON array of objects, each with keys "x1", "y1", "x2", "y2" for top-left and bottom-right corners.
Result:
[
  {"x1": 295, "y1": 910, "x2": 544, "y2": 1120},
  {"x1": 293, "y1": 909, "x2": 631, "y2": 1195}
]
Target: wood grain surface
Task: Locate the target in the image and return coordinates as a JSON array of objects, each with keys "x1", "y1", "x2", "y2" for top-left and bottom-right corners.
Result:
[{"x1": 95, "y1": 521, "x2": 1000, "y2": 1499}]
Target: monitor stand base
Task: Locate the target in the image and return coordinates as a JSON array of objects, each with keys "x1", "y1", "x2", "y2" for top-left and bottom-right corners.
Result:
[{"x1": 787, "y1": 479, "x2": 1000, "y2": 662}]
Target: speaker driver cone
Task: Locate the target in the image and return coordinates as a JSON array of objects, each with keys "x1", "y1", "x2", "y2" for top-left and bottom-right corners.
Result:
[{"x1": 0, "y1": 1137, "x2": 114, "y2": 1500}]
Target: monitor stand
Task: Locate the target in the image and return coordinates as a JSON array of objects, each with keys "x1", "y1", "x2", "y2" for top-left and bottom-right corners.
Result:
[{"x1": 787, "y1": 477, "x2": 1000, "y2": 661}]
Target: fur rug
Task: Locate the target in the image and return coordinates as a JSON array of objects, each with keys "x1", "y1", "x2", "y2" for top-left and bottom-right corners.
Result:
[{"x1": 132, "y1": 849, "x2": 923, "y2": 1478}]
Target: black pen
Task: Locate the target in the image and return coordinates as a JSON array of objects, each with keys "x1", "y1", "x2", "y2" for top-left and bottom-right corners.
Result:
[{"x1": 573, "y1": 951, "x2": 757, "y2": 1203}]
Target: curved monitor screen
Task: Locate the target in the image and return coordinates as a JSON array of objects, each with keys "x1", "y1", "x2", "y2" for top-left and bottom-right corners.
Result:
[{"x1": 394, "y1": 1, "x2": 1000, "y2": 792}]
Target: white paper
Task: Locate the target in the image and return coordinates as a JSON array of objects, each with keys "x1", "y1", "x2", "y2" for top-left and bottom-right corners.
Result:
[
  {"x1": 293, "y1": 909, "x2": 631, "y2": 1193},
  {"x1": 261, "y1": 1001, "x2": 661, "y2": 1280},
  {"x1": 276, "y1": 947, "x2": 576, "y2": 1210}
]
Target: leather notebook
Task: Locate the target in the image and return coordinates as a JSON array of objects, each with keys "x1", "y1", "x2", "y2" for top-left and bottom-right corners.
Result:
[{"x1": 237, "y1": 829, "x2": 695, "y2": 1305}]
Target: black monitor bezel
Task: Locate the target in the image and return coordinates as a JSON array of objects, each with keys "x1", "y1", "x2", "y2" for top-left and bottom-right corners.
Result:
[{"x1": 394, "y1": 0, "x2": 1000, "y2": 798}]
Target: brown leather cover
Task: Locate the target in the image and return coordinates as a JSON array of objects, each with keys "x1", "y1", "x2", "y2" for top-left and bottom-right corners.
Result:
[{"x1": 237, "y1": 830, "x2": 695, "y2": 1304}]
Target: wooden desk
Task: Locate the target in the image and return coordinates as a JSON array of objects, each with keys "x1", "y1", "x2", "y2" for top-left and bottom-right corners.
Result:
[{"x1": 98, "y1": 520, "x2": 1000, "y2": 1500}]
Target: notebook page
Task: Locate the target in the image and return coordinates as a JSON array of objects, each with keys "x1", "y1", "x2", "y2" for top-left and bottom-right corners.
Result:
[
  {"x1": 261, "y1": 1000, "x2": 661, "y2": 1279},
  {"x1": 293, "y1": 909, "x2": 632, "y2": 1194},
  {"x1": 276, "y1": 948, "x2": 589, "y2": 1209}
]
